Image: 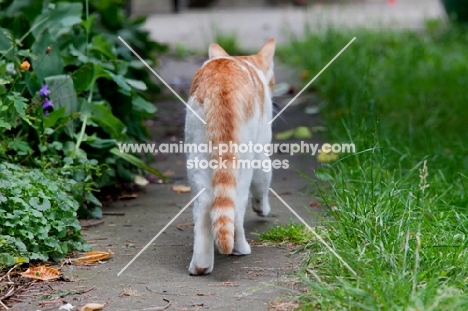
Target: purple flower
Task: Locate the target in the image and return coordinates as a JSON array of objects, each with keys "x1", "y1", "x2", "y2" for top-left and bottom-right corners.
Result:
[
  {"x1": 42, "y1": 98, "x2": 53, "y2": 111},
  {"x1": 39, "y1": 84, "x2": 51, "y2": 97}
]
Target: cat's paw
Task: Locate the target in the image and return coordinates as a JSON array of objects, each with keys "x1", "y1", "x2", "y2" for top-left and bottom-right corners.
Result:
[
  {"x1": 232, "y1": 238, "x2": 251, "y2": 255},
  {"x1": 188, "y1": 253, "x2": 213, "y2": 275},
  {"x1": 252, "y1": 198, "x2": 271, "y2": 217},
  {"x1": 188, "y1": 261, "x2": 213, "y2": 276}
]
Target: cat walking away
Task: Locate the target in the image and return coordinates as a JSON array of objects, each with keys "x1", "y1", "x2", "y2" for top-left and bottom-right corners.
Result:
[{"x1": 185, "y1": 39, "x2": 276, "y2": 275}]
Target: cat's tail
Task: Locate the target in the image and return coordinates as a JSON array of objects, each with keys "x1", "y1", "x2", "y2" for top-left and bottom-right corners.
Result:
[
  {"x1": 210, "y1": 164, "x2": 236, "y2": 254},
  {"x1": 205, "y1": 97, "x2": 240, "y2": 255}
]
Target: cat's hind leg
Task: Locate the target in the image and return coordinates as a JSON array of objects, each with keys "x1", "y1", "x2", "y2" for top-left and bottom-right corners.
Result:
[
  {"x1": 233, "y1": 174, "x2": 252, "y2": 256},
  {"x1": 233, "y1": 207, "x2": 251, "y2": 255},
  {"x1": 188, "y1": 184, "x2": 214, "y2": 275},
  {"x1": 250, "y1": 154, "x2": 272, "y2": 217}
]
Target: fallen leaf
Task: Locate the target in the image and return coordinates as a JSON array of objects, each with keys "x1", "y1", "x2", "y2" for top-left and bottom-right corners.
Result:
[
  {"x1": 76, "y1": 250, "x2": 114, "y2": 263},
  {"x1": 293, "y1": 126, "x2": 312, "y2": 139},
  {"x1": 317, "y1": 151, "x2": 339, "y2": 163},
  {"x1": 171, "y1": 185, "x2": 191, "y2": 193},
  {"x1": 19, "y1": 266, "x2": 60, "y2": 281},
  {"x1": 275, "y1": 129, "x2": 294, "y2": 140},
  {"x1": 309, "y1": 202, "x2": 321, "y2": 207},
  {"x1": 81, "y1": 303, "x2": 105, "y2": 311},
  {"x1": 134, "y1": 175, "x2": 149, "y2": 186}
]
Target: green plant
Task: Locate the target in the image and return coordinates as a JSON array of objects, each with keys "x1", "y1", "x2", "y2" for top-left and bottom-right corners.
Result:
[
  {"x1": 0, "y1": 162, "x2": 90, "y2": 265},
  {"x1": 212, "y1": 28, "x2": 244, "y2": 55},
  {"x1": 0, "y1": 235, "x2": 28, "y2": 267},
  {"x1": 259, "y1": 222, "x2": 312, "y2": 245},
  {"x1": 173, "y1": 42, "x2": 193, "y2": 59},
  {"x1": 280, "y1": 22, "x2": 468, "y2": 310},
  {"x1": 0, "y1": 0, "x2": 167, "y2": 219},
  {"x1": 0, "y1": 0, "x2": 170, "y2": 267}
]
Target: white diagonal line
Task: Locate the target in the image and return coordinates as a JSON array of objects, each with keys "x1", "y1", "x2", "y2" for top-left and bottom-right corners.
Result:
[
  {"x1": 269, "y1": 188, "x2": 357, "y2": 276},
  {"x1": 269, "y1": 37, "x2": 356, "y2": 124},
  {"x1": 118, "y1": 36, "x2": 207, "y2": 125},
  {"x1": 117, "y1": 188, "x2": 206, "y2": 276}
]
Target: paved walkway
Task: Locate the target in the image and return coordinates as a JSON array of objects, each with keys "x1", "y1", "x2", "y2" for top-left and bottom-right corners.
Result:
[{"x1": 143, "y1": 0, "x2": 444, "y2": 50}]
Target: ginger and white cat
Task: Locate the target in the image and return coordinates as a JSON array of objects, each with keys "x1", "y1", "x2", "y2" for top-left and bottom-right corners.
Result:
[{"x1": 185, "y1": 39, "x2": 275, "y2": 275}]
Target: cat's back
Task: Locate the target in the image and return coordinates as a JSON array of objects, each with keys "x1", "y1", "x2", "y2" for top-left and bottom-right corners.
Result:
[{"x1": 189, "y1": 57, "x2": 265, "y2": 115}]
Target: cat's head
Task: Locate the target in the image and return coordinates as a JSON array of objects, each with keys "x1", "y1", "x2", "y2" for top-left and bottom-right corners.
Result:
[{"x1": 208, "y1": 39, "x2": 276, "y2": 94}]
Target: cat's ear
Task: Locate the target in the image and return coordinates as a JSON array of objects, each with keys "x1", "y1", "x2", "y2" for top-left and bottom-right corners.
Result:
[
  {"x1": 258, "y1": 38, "x2": 276, "y2": 64},
  {"x1": 209, "y1": 43, "x2": 229, "y2": 59}
]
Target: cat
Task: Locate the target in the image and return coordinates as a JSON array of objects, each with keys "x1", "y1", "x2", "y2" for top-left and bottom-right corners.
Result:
[{"x1": 185, "y1": 39, "x2": 276, "y2": 275}]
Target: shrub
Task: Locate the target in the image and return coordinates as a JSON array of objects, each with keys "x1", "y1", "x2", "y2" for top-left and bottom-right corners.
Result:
[{"x1": 0, "y1": 0, "x2": 167, "y2": 219}]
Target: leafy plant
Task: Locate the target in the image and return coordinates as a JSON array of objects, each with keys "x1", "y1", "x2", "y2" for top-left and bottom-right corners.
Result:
[
  {"x1": 0, "y1": 0, "x2": 170, "y2": 267},
  {"x1": 0, "y1": 235, "x2": 28, "y2": 267},
  {"x1": 0, "y1": 162, "x2": 90, "y2": 265},
  {"x1": 0, "y1": 0, "x2": 168, "y2": 219}
]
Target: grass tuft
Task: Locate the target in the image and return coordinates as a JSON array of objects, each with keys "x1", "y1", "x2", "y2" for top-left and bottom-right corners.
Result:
[{"x1": 259, "y1": 222, "x2": 312, "y2": 245}]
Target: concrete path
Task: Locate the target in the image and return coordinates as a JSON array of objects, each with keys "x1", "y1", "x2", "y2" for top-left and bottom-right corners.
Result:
[{"x1": 142, "y1": 0, "x2": 444, "y2": 50}]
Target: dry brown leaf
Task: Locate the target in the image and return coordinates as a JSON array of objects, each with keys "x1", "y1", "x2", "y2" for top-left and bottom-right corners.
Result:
[
  {"x1": 309, "y1": 202, "x2": 321, "y2": 208},
  {"x1": 80, "y1": 303, "x2": 105, "y2": 311},
  {"x1": 171, "y1": 185, "x2": 191, "y2": 193},
  {"x1": 19, "y1": 266, "x2": 60, "y2": 281},
  {"x1": 76, "y1": 250, "x2": 114, "y2": 263}
]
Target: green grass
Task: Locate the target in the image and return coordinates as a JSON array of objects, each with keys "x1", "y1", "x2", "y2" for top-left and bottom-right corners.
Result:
[
  {"x1": 259, "y1": 222, "x2": 312, "y2": 245},
  {"x1": 278, "y1": 20, "x2": 468, "y2": 310}
]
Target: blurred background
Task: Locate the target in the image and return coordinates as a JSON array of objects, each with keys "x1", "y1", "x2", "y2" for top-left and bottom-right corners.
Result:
[{"x1": 133, "y1": 0, "x2": 446, "y2": 49}]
